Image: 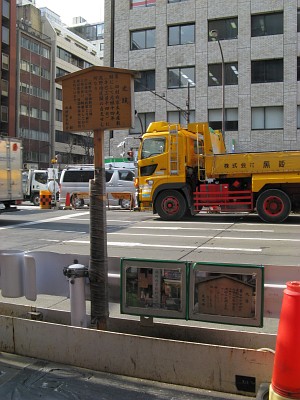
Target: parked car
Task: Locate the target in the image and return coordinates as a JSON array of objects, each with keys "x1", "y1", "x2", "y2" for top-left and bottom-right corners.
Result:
[{"x1": 59, "y1": 166, "x2": 135, "y2": 209}]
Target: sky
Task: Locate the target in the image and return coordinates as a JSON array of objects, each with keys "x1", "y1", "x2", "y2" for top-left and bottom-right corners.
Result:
[{"x1": 35, "y1": 0, "x2": 104, "y2": 25}]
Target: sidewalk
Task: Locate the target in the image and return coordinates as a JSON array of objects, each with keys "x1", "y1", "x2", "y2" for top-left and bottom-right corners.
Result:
[{"x1": 0, "y1": 352, "x2": 254, "y2": 400}]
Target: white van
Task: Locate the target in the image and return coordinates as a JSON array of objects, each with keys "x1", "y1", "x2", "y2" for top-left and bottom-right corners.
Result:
[{"x1": 59, "y1": 166, "x2": 135, "y2": 209}]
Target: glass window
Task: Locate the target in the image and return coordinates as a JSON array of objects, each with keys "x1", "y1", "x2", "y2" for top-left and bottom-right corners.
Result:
[
  {"x1": 1, "y1": 106, "x2": 8, "y2": 122},
  {"x1": 208, "y1": 63, "x2": 238, "y2": 86},
  {"x1": 118, "y1": 170, "x2": 134, "y2": 181},
  {"x1": 105, "y1": 170, "x2": 114, "y2": 183},
  {"x1": 168, "y1": 67, "x2": 195, "y2": 88},
  {"x1": 251, "y1": 13, "x2": 283, "y2": 37},
  {"x1": 208, "y1": 18, "x2": 238, "y2": 41},
  {"x1": 167, "y1": 110, "x2": 195, "y2": 125},
  {"x1": 134, "y1": 70, "x2": 155, "y2": 92},
  {"x1": 131, "y1": 0, "x2": 156, "y2": 7},
  {"x1": 2, "y1": 0, "x2": 10, "y2": 18},
  {"x1": 168, "y1": 0, "x2": 187, "y2": 2},
  {"x1": 297, "y1": 106, "x2": 300, "y2": 128},
  {"x1": 298, "y1": 9, "x2": 300, "y2": 32},
  {"x1": 168, "y1": 24, "x2": 195, "y2": 46},
  {"x1": 130, "y1": 112, "x2": 155, "y2": 134},
  {"x1": 1, "y1": 79, "x2": 8, "y2": 96},
  {"x1": 209, "y1": 108, "x2": 238, "y2": 131},
  {"x1": 2, "y1": 53, "x2": 9, "y2": 70},
  {"x1": 64, "y1": 170, "x2": 94, "y2": 183},
  {"x1": 141, "y1": 137, "x2": 166, "y2": 159},
  {"x1": 251, "y1": 59, "x2": 283, "y2": 83},
  {"x1": 2, "y1": 26, "x2": 9, "y2": 45},
  {"x1": 252, "y1": 107, "x2": 283, "y2": 129},
  {"x1": 297, "y1": 58, "x2": 300, "y2": 81},
  {"x1": 131, "y1": 29, "x2": 155, "y2": 50},
  {"x1": 56, "y1": 88, "x2": 63, "y2": 101},
  {"x1": 56, "y1": 109, "x2": 63, "y2": 122}
]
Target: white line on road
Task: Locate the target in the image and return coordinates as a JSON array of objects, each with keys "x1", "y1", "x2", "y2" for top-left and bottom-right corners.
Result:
[
  {"x1": 0, "y1": 211, "x2": 90, "y2": 230},
  {"x1": 108, "y1": 232, "x2": 300, "y2": 242},
  {"x1": 62, "y1": 240, "x2": 262, "y2": 252},
  {"x1": 130, "y1": 226, "x2": 274, "y2": 233}
]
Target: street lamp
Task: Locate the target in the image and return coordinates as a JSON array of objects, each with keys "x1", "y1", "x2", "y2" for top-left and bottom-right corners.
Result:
[{"x1": 210, "y1": 30, "x2": 225, "y2": 142}]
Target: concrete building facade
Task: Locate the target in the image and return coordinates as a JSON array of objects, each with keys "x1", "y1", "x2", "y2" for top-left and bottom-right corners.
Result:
[
  {"x1": 1, "y1": 0, "x2": 17, "y2": 138},
  {"x1": 15, "y1": 1, "x2": 103, "y2": 168},
  {"x1": 104, "y1": 0, "x2": 300, "y2": 156}
]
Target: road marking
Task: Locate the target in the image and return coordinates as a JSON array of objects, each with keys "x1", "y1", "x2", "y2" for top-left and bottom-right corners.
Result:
[
  {"x1": 0, "y1": 211, "x2": 89, "y2": 230},
  {"x1": 108, "y1": 232, "x2": 300, "y2": 242},
  {"x1": 64, "y1": 240, "x2": 262, "y2": 252},
  {"x1": 131, "y1": 226, "x2": 274, "y2": 233}
]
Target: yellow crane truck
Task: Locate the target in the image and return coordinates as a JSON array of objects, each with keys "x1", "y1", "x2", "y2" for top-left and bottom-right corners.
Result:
[{"x1": 136, "y1": 121, "x2": 300, "y2": 223}]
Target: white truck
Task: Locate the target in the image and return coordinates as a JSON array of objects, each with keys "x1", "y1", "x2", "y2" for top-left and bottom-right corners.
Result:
[
  {"x1": 0, "y1": 137, "x2": 23, "y2": 213},
  {"x1": 23, "y1": 168, "x2": 59, "y2": 206},
  {"x1": 23, "y1": 169, "x2": 48, "y2": 206}
]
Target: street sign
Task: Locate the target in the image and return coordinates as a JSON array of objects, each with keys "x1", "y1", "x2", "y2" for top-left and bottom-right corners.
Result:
[
  {"x1": 189, "y1": 262, "x2": 264, "y2": 327},
  {"x1": 56, "y1": 66, "x2": 136, "y2": 132}
]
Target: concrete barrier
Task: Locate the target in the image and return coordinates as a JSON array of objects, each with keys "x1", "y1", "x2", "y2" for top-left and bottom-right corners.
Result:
[{"x1": 0, "y1": 313, "x2": 274, "y2": 396}]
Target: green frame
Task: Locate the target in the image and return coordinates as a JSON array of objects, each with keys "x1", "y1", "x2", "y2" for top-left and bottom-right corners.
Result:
[{"x1": 120, "y1": 258, "x2": 188, "y2": 319}]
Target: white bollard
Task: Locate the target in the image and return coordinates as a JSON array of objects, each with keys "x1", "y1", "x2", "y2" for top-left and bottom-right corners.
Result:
[
  {"x1": 0, "y1": 250, "x2": 24, "y2": 298},
  {"x1": 63, "y1": 264, "x2": 88, "y2": 328},
  {"x1": 24, "y1": 255, "x2": 37, "y2": 301}
]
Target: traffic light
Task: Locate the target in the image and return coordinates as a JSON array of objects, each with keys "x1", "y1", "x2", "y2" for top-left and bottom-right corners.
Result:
[
  {"x1": 51, "y1": 154, "x2": 62, "y2": 164},
  {"x1": 127, "y1": 149, "x2": 134, "y2": 161}
]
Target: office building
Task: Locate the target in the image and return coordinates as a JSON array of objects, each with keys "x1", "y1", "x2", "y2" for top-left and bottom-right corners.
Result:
[
  {"x1": 15, "y1": 1, "x2": 103, "y2": 168},
  {"x1": 1, "y1": 0, "x2": 17, "y2": 137},
  {"x1": 104, "y1": 0, "x2": 300, "y2": 155}
]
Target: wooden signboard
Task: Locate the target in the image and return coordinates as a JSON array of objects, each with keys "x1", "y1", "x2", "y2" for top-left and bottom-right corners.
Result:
[
  {"x1": 189, "y1": 263, "x2": 264, "y2": 327},
  {"x1": 56, "y1": 66, "x2": 136, "y2": 132}
]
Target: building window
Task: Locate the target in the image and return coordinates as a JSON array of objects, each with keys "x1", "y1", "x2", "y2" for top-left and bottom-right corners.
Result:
[
  {"x1": 168, "y1": 67, "x2": 195, "y2": 88},
  {"x1": 131, "y1": 29, "x2": 155, "y2": 50},
  {"x1": 209, "y1": 109, "x2": 238, "y2": 131},
  {"x1": 208, "y1": 18, "x2": 238, "y2": 41},
  {"x1": 1, "y1": 106, "x2": 8, "y2": 122},
  {"x1": 56, "y1": 109, "x2": 63, "y2": 122},
  {"x1": 251, "y1": 59, "x2": 283, "y2": 83},
  {"x1": 131, "y1": 0, "x2": 156, "y2": 7},
  {"x1": 297, "y1": 58, "x2": 300, "y2": 81},
  {"x1": 130, "y1": 112, "x2": 155, "y2": 134},
  {"x1": 251, "y1": 13, "x2": 283, "y2": 37},
  {"x1": 208, "y1": 63, "x2": 238, "y2": 86},
  {"x1": 168, "y1": 0, "x2": 188, "y2": 3},
  {"x1": 168, "y1": 24, "x2": 195, "y2": 46},
  {"x1": 56, "y1": 67, "x2": 69, "y2": 78},
  {"x1": 2, "y1": 26, "x2": 9, "y2": 45},
  {"x1": 297, "y1": 106, "x2": 300, "y2": 128},
  {"x1": 167, "y1": 110, "x2": 195, "y2": 125},
  {"x1": 1, "y1": 80, "x2": 8, "y2": 96},
  {"x1": 298, "y1": 10, "x2": 300, "y2": 32},
  {"x1": 134, "y1": 70, "x2": 155, "y2": 92},
  {"x1": 56, "y1": 88, "x2": 63, "y2": 101},
  {"x1": 2, "y1": 0, "x2": 9, "y2": 19},
  {"x1": 2, "y1": 53, "x2": 9, "y2": 70},
  {"x1": 252, "y1": 107, "x2": 283, "y2": 129}
]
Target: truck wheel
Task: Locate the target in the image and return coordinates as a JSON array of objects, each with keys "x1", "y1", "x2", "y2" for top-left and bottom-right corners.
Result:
[
  {"x1": 155, "y1": 190, "x2": 187, "y2": 220},
  {"x1": 32, "y1": 194, "x2": 40, "y2": 206},
  {"x1": 256, "y1": 189, "x2": 291, "y2": 223}
]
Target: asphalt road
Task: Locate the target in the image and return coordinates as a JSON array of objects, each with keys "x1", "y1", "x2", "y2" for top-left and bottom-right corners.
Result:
[{"x1": 1, "y1": 204, "x2": 300, "y2": 267}]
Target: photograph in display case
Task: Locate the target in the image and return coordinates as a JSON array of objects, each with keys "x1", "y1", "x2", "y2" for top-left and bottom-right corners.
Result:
[
  {"x1": 121, "y1": 258, "x2": 188, "y2": 319},
  {"x1": 189, "y1": 263, "x2": 264, "y2": 327}
]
